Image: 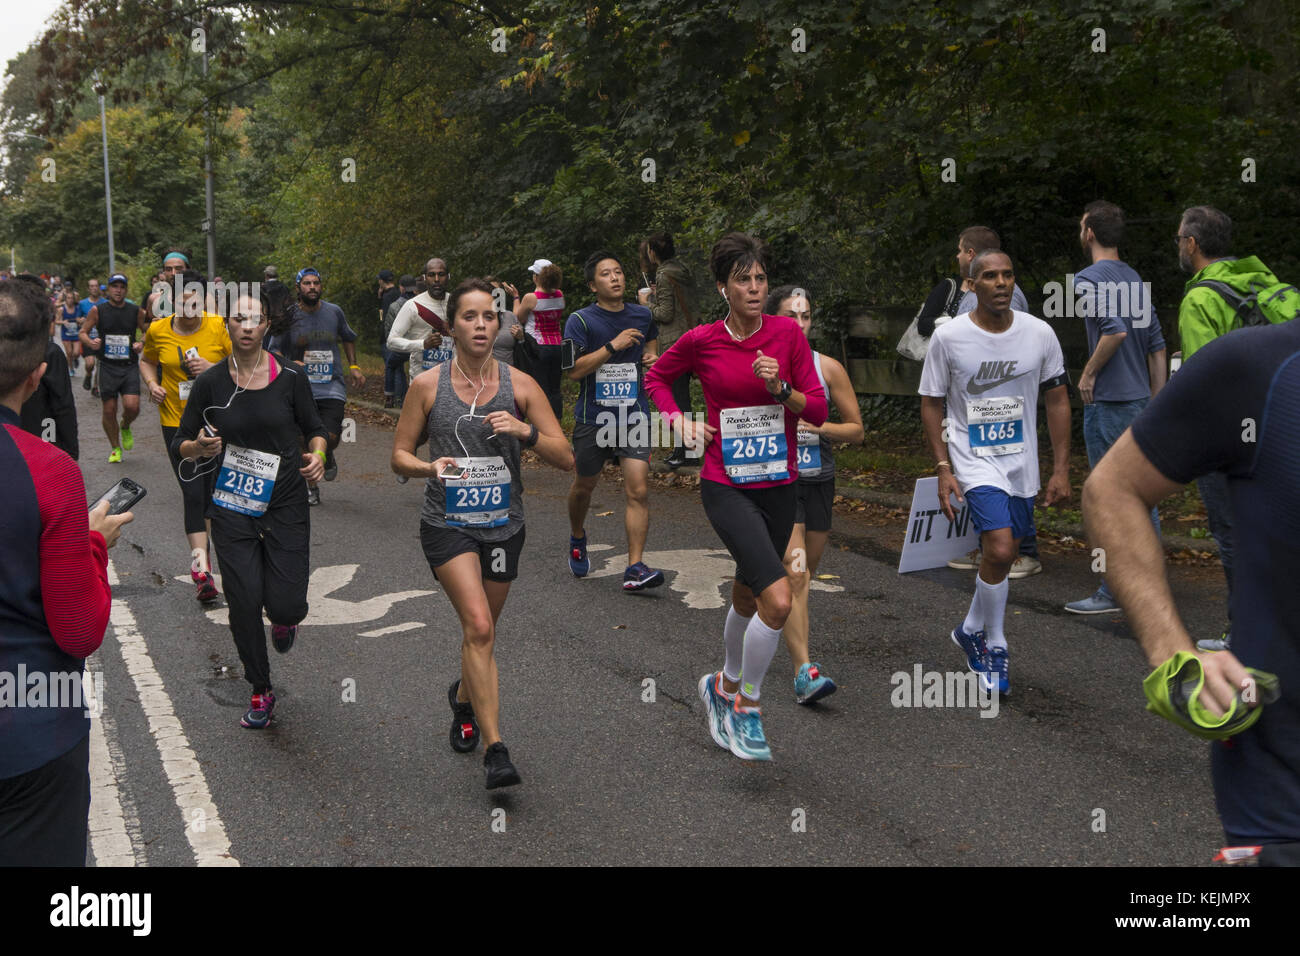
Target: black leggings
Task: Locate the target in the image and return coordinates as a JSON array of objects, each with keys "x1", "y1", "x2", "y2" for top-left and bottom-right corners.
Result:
[
  {"x1": 162, "y1": 424, "x2": 209, "y2": 536},
  {"x1": 534, "y1": 345, "x2": 564, "y2": 420},
  {"x1": 210, "y1": 502, "x2": 311, "y2": 693}
]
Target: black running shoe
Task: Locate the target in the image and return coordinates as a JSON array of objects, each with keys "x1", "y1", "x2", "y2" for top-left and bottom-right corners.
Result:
[
  {"x1": 448, "y1": 679, "x2": 480, "y2": 753},
  {"x1": 484, "y1": 742, "x2": 521, "y2": 789},
  {"x1": 271, "y1": 624, "x2": 297, "y2": 654}
]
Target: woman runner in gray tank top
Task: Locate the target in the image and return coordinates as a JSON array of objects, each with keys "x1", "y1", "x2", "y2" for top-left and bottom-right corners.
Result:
[
  {"x1": 391, "y1": 278, "x2": 572, "y2": 791},
  {"x1": 768, "y1": 286, "x2": 864, "y2": 706}
]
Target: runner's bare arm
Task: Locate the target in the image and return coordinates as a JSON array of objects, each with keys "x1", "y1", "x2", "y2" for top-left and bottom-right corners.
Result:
[
  {"x1": 391, "y1": 366, "x2": 440, "y2": 477},
  {"x1": 1043, "y1": 384, "x2": 1071, "y2": 505},
  {"x1": 79, "y1": 306, "x2": 100, "y2": 350},
  {"x1": 512, "y1": 368, "x2": 574, "y2": 471},
  {"x1": 921, "y1": 395, "x2": 961, "y2": 521},
  {"x1": 806, "y1": 355, "x2": 863, "y2": 444}
]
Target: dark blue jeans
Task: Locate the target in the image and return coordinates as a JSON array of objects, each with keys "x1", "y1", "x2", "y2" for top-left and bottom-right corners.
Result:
[
  {"x1": 384, "y1": 348, "x2": 408, "y2": 403},
  {"x1": 1084, "y1": 398, "x2": 1161, "y2": 600}
]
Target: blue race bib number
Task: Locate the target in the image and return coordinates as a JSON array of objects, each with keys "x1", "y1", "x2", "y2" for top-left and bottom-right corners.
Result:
[
  {"x1": 797, "y1": 430, "x2": 822, "y2": 476},
  {"x1": 965, "y1": 396, "x2": 1026, "y2": 458},
  {"x1": 595, "y1": 362, "x2": 638, "y2": 406},
  {"x1": 104, "y1": 334, "x2": 131, "y2": 360},
  {"x1": 304, "y1": 349, "x2": 334, "y2": 384},
  {"x1": 445, "y1": 457, "x2": 511, "y2": 528},
  {"x1": 213, "y1": 446, "x2": 280, "y2": 516},
  {"x1": 422, "y1": 346, "x2": 454, "y2": 370},
  {"x1": 720, "y1": 405, "x2": 789, "y2": 484}
]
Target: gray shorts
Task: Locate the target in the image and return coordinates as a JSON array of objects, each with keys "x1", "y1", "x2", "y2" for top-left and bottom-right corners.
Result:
[{"x1": 572, "y1": 419, "x2": 651, "y2": 477}]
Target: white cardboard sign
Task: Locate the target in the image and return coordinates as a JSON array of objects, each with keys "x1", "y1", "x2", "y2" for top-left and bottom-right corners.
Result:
[{"x1": 898, "y1": 476, "x2": 980, "y2": 573}]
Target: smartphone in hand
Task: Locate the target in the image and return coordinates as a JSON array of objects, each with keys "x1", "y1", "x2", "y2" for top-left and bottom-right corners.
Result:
[{"x1": 93, "y1": 478, "x2": 147, "y2": 515}]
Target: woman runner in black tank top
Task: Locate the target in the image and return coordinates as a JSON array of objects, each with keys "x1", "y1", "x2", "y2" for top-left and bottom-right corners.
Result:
[{"x1": 391, "y1": 279, "x2": 572, "y2": 791}]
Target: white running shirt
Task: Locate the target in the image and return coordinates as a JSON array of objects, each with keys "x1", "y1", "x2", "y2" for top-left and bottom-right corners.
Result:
[{"x1": 918, "y1": 311, "x2": 1066, "y2": 498}]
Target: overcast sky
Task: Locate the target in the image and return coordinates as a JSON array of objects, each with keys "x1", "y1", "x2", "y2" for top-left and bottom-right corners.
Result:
[{"x1": 1, "y1": 0, "x2": 67, "y2": 93}]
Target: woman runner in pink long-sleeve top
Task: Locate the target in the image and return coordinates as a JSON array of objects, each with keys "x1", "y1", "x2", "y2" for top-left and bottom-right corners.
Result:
[{"x1": 644, "y1": 232, "x2": 826, "y2": 762}]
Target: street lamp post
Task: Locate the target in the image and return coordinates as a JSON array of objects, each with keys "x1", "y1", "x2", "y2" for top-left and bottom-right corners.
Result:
[
  {"x1": 93, "y1": 72, "x2": 116, "y2": 272},
  {"x1": 181, "y1": 12, "x2": 217, "y2": 281}
]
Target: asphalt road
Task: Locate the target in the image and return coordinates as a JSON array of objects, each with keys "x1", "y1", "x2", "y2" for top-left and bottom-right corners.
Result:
[{"x1": 69, "y1": 375, "x2": 1229, "y2": 866}]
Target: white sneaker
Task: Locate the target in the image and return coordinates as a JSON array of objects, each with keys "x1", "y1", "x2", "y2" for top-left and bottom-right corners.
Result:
[
  {"x1": 1009, "y1": 556, "x2": 1042, "y2": 579},
  {"x1": 947, "y1": 548, "x2": 981, "y2": 570}
]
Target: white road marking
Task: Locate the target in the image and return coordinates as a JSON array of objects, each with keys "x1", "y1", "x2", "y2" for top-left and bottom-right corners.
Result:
[
  {"x1": 358, "y1": 622, "x2": 425, "y2": 637},
  {"x1": 108, "y1": 560, "x2": 239, "y2": 866},
  {"x1": 85, "y1": 660, "x2": 141, "y2": 867},
  {"x1": 587, "y1": 548, "x2": 845, "y2": 609},
  {"x1": 176, "y1": 564, "x2": 434, "y2": 628}
]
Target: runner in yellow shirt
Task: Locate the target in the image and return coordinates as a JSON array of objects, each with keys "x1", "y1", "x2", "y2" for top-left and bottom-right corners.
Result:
[{"x1": 140, "y1": 270, "x2": 232, "y2": 603}]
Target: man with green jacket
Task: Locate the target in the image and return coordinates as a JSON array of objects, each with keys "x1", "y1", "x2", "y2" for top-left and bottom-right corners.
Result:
[{"x1": 1177, "y1": 205, "x2": 1300, "y2": 651}]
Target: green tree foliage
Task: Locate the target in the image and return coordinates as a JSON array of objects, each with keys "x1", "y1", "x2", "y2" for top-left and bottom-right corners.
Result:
[
  {"x1": 7, "y1": 106, "x2": 204, "y2": 279},
  {"x1": 3, "y1": 0, "x2": 1296, "y2": 349}
]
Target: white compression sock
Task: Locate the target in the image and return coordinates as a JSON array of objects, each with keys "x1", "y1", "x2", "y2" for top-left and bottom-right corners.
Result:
[
  {"x1": 962, "y1": 590, "x2": 982, "y2": 637},
  {"x1": 976, "y1": 575, "x2": 1010, "y2": 650},
  {"x1": 722, "y1": 605, "x2": 751, "y2": 686},
  {"x1": 738, "y1": 614, "x2": 783, "y2": 703}
]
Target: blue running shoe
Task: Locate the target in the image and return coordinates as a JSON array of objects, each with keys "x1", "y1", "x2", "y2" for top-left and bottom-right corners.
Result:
[
  {"x1": 568, "y1": 533, "x2": 589, "y2": 577},
  {"x1": 697, "y1": 672, "x2": 732, "y2": 750},
  {"x1": 794, "y1": 662, "x2": 838, "y2": 705},
  {"x1": 987, "y1": 647, "x2": 1010, "y2": 696},
  {"x1": 724, "y1": 704, "x2": 772, "y2": 761},
  {"x1": 623, "y1": 561, "x2": 665, "y2": 591},
  {"x1": 240, "y1": 691, "x2": 276, "y2": 729},
  {"x1": 951, "y1": 625, "x2": 991, "y2": 675}
]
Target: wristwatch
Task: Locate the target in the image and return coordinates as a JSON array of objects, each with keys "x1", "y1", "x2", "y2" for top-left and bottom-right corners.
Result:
[
  {"x1": 777, "y1": 380, "x2": 793, "y2": 402},
  {"x1": 604, "y1": 342, "x2": 616, "y2": 356}
]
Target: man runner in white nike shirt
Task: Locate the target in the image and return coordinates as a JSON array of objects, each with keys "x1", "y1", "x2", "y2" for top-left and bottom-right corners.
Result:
[
  {"x1": 388, "y1": 257, "x2": 453, "y2": 381},
  {"x1": 919, "y1": 250, "x2": 1072, "y2": 695}
]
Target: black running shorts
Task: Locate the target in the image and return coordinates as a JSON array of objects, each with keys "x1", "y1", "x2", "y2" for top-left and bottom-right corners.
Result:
[
  {"x1": 420, "y1": 522, "x2": 526, "y2": 583},
  {"x1": 572, "y1": 420, "x2": 651, "y2": 477},
  {"x1": 97, "y1": 362, "x2": 139, "y2": 400},
  {"x1": 795, "y1": 479, "x2": 834, "y2": 533},
  {"x1": 315, "y1": 398, "x2": 346, "y2": 442},
  {"x1": 700, "y1": 478, "x2": 797, "y2": 596}
]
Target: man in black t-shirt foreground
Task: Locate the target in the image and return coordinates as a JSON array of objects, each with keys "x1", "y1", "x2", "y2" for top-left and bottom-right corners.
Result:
[{"x1": 1085, "y1": 318, "x2": 1300, "y2": 864}]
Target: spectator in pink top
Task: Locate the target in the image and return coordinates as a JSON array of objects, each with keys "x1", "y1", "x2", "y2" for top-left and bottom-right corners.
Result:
[
  {"x1": 513, "y1": 260, "x2": 566, "y2": 418},
  {"x1": 645, "y1": 232, "x2": 825, "y2": 762}
]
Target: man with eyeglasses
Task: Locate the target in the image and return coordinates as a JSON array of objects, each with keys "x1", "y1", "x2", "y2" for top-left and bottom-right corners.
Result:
[
  {"x1": 388, "y1": 257, "x2": 453, "y2": 385},
  {"x1": 1175, "y1": 205, "x2": 1300, "y2": 652},
  {"x1": 273, "y1": 268, "x2": 364, "y2": 506}
]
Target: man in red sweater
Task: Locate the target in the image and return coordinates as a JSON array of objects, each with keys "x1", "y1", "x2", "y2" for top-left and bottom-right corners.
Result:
[{"x1": 0, "y1": 276, "x2": 131, "y2": 866}]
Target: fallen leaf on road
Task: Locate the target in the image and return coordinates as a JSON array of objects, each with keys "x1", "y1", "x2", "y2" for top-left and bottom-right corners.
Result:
[
  {"x1": 613, "y1": 624, "x2": 626, "y2": 629},
  {"x1": 816, "y1": 573, "x2": 839, "y2": 580},
  {"x1": 596, "y1": 510, "x2": 614, "y2": 517}
]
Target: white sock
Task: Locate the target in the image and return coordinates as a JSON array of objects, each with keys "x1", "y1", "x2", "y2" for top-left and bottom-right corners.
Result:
[
  {"x1": 739, "y1": 614, "x2": 783, "y2": 703},
  {"x1": 722, "y1": 605, "x2": 750, "y2": 685},
  {"x1": 961, "y1": 590, "x2": 982, "y2": 637},
  {"x1": 977, "y1": 575, "x2": 1010, "y2": 650}
]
